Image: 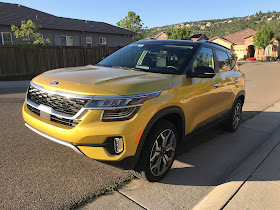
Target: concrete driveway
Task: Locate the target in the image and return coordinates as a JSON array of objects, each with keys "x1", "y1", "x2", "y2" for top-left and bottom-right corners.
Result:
[{"x1": 1, "y1": 61, "x2": 280, "y2": 209}]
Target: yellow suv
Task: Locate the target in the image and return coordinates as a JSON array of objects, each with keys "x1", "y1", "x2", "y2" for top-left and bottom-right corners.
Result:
[{"x1": 23, "y1": 40, "x2": 245, "y2": 182}]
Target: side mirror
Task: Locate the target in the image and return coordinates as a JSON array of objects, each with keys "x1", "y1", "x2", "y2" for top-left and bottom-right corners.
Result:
[{"x1": 191, "y1": 66, "x2": 215, "y2": 78}]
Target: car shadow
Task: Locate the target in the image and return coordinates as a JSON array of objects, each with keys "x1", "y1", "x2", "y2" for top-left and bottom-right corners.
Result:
[{"x1": 158, "y1": 110, "x2": 280, "y2": 186}]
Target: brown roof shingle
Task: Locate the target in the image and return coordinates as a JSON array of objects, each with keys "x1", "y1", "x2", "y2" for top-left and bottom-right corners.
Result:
[
  {"x1": 0, "y1": 2, "x2": 136, "y2": 36},
  {"x1": 223, "y1": 29, "x2": 256, "y2": 45}
]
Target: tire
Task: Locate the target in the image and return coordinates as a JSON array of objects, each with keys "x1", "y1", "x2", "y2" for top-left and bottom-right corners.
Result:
[
  {"x1": 133, "y1": 120, "x2": 178, "y2": 182},
  {"x1": 222, "y1": 99, "x2": 243, "y2": 132}
]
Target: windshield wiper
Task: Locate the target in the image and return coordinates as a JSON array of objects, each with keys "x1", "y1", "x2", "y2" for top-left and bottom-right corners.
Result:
[{"x1": 111, "y1": 66, "x2": 142, "y2": 71}]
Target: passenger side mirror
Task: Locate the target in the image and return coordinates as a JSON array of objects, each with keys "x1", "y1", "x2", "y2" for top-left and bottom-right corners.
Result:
[{"x1": 190, "y1": 66, "x2": 215, "y2": 78}]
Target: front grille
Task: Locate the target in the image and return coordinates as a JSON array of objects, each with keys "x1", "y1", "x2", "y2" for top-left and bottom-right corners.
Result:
[
  {"x1": 27, "y1": 85, "x2": 89, "y2": 116},
  {"x1": 27, "y1": 104, "x2": 80, "y2": 127}
]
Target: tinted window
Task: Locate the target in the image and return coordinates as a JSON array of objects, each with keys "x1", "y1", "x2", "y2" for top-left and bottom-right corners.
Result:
[
  {"x1": 99, "y1": 43, "x2": 194, "y2": 74},
  {"x1": 193, "y1": 47, "x2": 214, "y2": 72},
  {"x1": 227, "y1": 52, "x2": 236, "y2": 70},
  {"x1": 216, "y1": 50, "x2": 231, "y2": 72}
]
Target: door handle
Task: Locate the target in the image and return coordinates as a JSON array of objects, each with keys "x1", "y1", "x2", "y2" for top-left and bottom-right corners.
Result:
[
  {"x1": 234, "y1": 78, "x2": 239, "y2": 83},
  {"x1": 214, "y1": 83, "x2": 221, "y2": 87}
]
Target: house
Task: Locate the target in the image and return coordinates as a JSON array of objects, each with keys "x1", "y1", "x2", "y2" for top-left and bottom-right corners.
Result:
[
  {"x1": 153, "y1": 32, "x2": 168, "y2": 40},
  {"x1": 152, "y1": 32, "x2": 208, "y2": 41},
  {"x1": 210, "y1": 29, "x2": 280, "y2": 60},
  {"x1": 190, "y1": 33, "x2": 208, "y2": 41},
  {"x1": 0, "y1": 2, "x2": 135, "y2": 47}
]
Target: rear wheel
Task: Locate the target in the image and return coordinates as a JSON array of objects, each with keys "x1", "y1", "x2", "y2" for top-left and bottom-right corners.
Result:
[
  {"x1": 133, "y1": 120, "x2": 178, "y2": 182},
  {"x1": 222, "y1": 99, "x2": 243, "y2": 132}
]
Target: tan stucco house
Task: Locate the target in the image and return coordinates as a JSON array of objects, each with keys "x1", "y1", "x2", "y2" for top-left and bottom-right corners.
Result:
[
  {"x1": 152, "y1": 32, "x2": 208, "y2": 41},
  {"x1": 210, "y1": 29, "x2": 280, "y2": 60}
]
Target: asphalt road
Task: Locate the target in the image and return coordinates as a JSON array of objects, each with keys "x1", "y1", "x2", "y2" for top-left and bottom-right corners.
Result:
[{"x1": 1, "y1": 62, "x2": 280, "y2": 209}]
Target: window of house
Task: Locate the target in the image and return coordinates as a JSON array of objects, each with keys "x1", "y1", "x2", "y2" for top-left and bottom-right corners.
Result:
[
  {"x1": 193, "y1": 47, "x2": 214, "y2": 72},
  {"x1": 0, "y1": 32, "x2": 13, "y2": 45},
  {"x1": 61, "y1": 36, "x2": 73, "y2": 46},
  {"x1": 215, "y1": 50, "x2": 231, "y2": 72},
  {"x1": 265, "y1": 45, "x2": 272, "y2": 56},
  {"x1": 86, "y1": 37, "x2": 92, "y2": 47},
  {"x1": 99, "y1": 37, "x2": 106, "y2": 45}
]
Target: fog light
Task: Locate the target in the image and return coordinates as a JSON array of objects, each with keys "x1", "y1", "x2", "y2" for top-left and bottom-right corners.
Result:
[{"x1": 114, "y1": 137, "x2": 124, "y2": 154}]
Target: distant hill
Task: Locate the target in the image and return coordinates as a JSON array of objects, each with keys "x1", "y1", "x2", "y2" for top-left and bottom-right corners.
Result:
[{"x1": 144, "y1": 11, "x2": 280, "y2": 39}]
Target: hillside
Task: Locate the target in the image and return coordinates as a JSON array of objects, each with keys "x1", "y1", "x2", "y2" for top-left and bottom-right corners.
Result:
[{"x1": 144, "y1": 11, "x2": 280, "y2": 39}]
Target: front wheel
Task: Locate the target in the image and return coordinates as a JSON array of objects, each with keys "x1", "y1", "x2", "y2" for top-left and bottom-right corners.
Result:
[
  {"x1": 222, "y1": 99, "x2": 243, "y2": 132},
  {"x1": 133, "y1": 120, "x2": 178, "y2": 182}
]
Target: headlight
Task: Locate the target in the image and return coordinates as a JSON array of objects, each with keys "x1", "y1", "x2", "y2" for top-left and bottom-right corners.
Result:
[{"x1": 84, "y1": 91, "x2": 161, "y2": 121}]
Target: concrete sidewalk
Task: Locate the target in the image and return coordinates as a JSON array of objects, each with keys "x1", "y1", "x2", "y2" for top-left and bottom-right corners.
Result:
[
  {"x1": 80, "y1": 101, "x2": 280, "y2": 210},
  {"x1": 193, "y1": 102, "x2": 280, "y2": 210}
]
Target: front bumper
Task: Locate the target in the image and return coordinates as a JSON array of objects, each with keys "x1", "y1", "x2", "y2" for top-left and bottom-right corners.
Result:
[
  {"x1": 22, "y1": 101, "x2": 149, "y2": 162},
  {"x1": 25, "y1": 123, "x2": 85, "y2": 155}
]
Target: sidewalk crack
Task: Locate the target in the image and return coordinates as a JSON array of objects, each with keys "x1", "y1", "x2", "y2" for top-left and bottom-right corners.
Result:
[{"x1": 117, "y1": 190, "x2": 147, "y2": 210}]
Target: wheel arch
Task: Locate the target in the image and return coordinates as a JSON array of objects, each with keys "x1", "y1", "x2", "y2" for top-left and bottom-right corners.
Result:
[
  {"x1": 234, "y1": 90, "x2": 245, "y2": 107},
  {"x1": 133, "y1": 106, "x2": 185, "y2": 167}
]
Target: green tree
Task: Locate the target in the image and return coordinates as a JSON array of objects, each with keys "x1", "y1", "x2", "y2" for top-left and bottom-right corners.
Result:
[
  {"x1": 11, "y1": 20, "x2": 50, "y2": 46},
  {"x1": 117, "y1": 11, "x2": 145, "y2": 41},
  {"x1": 253, "y1": 26, "x2": 274, "y2": 51},
  {"x1": 166, "y1": 26, "x2": 191, "y2": 40}
]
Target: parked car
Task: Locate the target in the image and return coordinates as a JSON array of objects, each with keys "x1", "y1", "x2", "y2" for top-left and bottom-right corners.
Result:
[{"x1": 22, "y1": 40, "x2": 245, "y2": 182}]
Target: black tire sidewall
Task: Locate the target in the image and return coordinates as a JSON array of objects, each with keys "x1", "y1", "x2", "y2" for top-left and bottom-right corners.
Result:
[{"x1": 138, "y1": 120, "x2": 178, "y2": 182}]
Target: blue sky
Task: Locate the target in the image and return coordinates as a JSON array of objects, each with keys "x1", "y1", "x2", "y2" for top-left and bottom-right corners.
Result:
[{"x1": 2, "y1": 0, "x2": 280, "y2": 28}]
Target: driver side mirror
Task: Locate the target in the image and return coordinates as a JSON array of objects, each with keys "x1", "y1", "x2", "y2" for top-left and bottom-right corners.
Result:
[{"x1": 190, "y1": 66, "x2": 215, "y2": 78}]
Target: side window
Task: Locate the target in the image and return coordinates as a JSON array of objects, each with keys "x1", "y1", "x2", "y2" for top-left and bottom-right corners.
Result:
[
  {"x1": 193, "y1": 47, "x2": 214, "y2": 72},
  {"x1": 216, "y1": 50, "x2": 231, "y2": 72},
  {"x1": 227, "y1": 52, "x2": 236, "y2": 70}
]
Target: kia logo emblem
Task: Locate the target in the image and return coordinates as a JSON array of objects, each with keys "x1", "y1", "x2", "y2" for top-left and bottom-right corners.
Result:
[{"x1": 50, "y1": 81, "x2": 59, "y2": 86}]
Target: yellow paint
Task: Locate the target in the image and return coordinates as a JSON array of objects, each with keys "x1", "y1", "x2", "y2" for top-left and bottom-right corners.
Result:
[{"x1": 22, "y1": 65, "x2": 245, "y2": 162}]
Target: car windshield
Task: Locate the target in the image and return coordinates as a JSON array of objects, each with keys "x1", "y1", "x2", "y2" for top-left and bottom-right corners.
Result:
[{"x1": 98, "y1": 42, "x2": 194, "y2": 74}]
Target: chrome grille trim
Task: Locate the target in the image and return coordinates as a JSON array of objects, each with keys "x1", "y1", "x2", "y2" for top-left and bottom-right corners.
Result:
[
  {"x1": 29, "y1": 81, "x2": 93, "y2": 99},
  {"x1": 27, "y1": 104, "x2": 81, "y2": 127},
  {"x1": 27, "y1": 85, "x2": 90, "y2": 116},
  {"x1": 26, "y1": 98, "x2": 87, "y2": 120}
]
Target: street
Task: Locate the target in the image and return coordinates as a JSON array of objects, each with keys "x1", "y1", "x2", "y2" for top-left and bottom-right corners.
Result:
[{"x1": 1, "y1": 62, "x2": 280, "y2": 209}]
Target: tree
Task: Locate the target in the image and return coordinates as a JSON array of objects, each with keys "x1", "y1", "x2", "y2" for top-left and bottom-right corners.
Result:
[
  {"x1": 166, "y1": 26, "x2": 191, "y2": 40},
  {"x1": 11, "y1": 20, "x2": 50, "y2": 46},
  {"x1": 117, "y1": 11, "x2": 145, "y2": 41},
  {"x1": 253, "y1": 25, "x2": 274, "y2": 50}
]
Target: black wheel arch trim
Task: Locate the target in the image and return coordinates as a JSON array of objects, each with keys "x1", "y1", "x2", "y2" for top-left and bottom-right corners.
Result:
[
  {"x1": 233, "y1": 90, "x2": 245, "y2": 107},
  {"x1": 116, "y1": 106, "x2": 186, "y2": 170}
]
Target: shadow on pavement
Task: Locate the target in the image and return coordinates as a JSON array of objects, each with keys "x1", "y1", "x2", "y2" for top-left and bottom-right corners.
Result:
[{"x1": 159, "y1": 111, "x2": 280, "y2": 187}]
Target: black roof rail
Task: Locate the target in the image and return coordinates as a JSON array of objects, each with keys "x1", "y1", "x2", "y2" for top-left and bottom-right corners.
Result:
[{"x1": 199, "y1": 40, "x2": 231, "y2": 51}]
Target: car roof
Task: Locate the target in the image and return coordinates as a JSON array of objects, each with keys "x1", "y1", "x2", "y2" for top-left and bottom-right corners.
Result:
[{"x1": 135, "y1": 39, "x2": 231, "y2": 53}]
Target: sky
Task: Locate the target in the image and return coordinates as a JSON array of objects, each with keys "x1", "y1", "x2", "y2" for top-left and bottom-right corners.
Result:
[{"x1": 2, "y1": 0, "x2": 280, "y2": 28}]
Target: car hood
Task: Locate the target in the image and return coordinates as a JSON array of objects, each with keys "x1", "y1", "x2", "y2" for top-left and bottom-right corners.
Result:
[{"x1": 32, "y1": 65, "x2": 173, "y2": 96}]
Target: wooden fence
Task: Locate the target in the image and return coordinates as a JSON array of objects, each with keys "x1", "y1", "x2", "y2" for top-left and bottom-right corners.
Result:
[{"x1": 0, "y1": 46, "x2": 120, "y2": 78}]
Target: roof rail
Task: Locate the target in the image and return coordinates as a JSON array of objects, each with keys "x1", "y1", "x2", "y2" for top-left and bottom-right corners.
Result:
[{"x1": 199, "y1": 40, "x2": 231, "y2": 51}]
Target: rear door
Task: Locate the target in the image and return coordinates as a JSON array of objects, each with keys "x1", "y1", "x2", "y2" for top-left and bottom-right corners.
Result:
[{"x1": 213, "y1": 49, "x2": 240, "y2": 117}]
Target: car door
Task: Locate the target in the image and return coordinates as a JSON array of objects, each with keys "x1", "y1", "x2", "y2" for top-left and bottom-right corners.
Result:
[
  {"x1": 213, "y1": 49, "x2": 240, "y2": 117},
  {"x1": 181, "y1": 46, "x2": 223, "y2": 133}
]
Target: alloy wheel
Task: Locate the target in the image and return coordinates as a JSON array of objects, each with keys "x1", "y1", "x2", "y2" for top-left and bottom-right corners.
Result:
[
  {"x1": 149, "y1": 129, "x2": 176, "y2": 176},
  {"x1": 233, "y1": 102, "x2": 242, "y2": 129}
]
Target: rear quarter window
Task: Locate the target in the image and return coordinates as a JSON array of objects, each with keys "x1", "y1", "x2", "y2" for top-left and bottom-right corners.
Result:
[
  {"x1": 215, "y1": 50, "x2": 231, "y2": 72},
  {"x1": 227, "y1": 52, "x2": 236, "y2": 70}
]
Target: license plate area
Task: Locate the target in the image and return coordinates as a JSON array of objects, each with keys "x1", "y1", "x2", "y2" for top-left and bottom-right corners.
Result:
[{"x1": 40, "y1": 111, "x2": 51, "y2": 121}]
